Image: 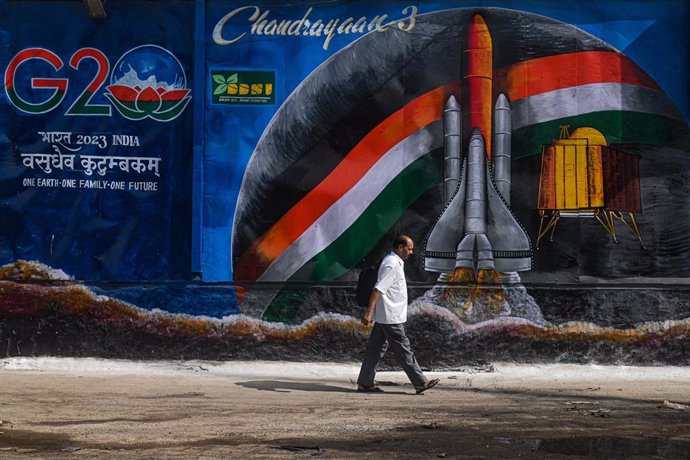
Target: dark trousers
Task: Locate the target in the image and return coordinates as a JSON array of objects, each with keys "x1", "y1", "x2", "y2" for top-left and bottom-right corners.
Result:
[{"x1": 357, "y1": 322, "x2": 426, "y2": 388}]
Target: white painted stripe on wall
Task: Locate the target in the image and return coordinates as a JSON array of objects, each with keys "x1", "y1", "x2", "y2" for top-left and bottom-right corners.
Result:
[{"x1": 512, "y1": 83, "x2": 684, "y2": 130}]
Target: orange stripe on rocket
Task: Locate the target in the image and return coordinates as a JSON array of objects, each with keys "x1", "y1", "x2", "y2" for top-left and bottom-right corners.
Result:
[{"x1": 463, "y1": 14, "x2": 493, "y2": 160}]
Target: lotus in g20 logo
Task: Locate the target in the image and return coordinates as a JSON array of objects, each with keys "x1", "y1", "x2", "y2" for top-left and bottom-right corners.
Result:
[{"x1": 105, "y1": 45, "x2": 192, "y2": 121}]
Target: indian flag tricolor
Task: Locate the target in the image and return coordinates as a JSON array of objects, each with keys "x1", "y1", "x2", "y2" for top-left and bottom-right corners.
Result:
[
  {"x1": 235, "y1": 83, "x2": 459, "y2": 292},
  {"x1": 500, "y1": 51, "x2": 685, "y2": 156}
]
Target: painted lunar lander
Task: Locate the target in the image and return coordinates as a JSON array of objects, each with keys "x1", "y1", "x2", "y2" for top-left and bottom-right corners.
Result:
[{"x1": 536, "y1": 125, "x2": 645, "y2": 249}]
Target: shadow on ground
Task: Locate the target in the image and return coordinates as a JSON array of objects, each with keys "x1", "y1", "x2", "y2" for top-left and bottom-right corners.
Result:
[{"x1": 236, "y1": 380, "x2": 355, "y2": 393}]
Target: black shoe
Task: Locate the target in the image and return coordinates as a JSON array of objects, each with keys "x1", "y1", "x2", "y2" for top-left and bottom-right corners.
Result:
[
  {"x1": 415, "y1": 378, "x2": 440, "y2": 395},
  {"x1": 357, "y1": 384, "x2": 384, "y2": 393}
]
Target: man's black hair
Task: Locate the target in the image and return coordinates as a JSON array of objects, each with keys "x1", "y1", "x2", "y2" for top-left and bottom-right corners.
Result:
[{"x1": 393, "y1": 235, "x2": 411, "y2": 249}]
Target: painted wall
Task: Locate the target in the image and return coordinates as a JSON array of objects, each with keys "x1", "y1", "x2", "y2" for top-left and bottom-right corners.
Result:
[{"x1": 1, "y1": 0, "x2": 690, "y2": 365}]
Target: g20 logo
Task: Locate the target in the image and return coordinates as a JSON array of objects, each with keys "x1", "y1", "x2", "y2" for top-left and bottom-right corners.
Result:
[{"x1": 4, "y1": 45, "x2": 192, "y2": 122}]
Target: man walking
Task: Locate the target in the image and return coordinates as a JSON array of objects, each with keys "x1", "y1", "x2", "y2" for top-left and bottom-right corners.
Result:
[{"x1": 357, "y1": 235, "x2": 440, "y2": 394}]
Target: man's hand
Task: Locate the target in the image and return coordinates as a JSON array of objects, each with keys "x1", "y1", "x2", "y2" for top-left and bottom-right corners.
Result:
[
  {"x1": 361, "y1": 290, "x2": 380, "y2": 326},
  {"x1": 361, "y1": 311, "x2": 373, "y2": 326}
]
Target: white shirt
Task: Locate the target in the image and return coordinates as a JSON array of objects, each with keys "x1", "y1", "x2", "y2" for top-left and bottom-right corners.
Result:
[{"x1": 373, "y1": 252, "x2": 408, "y2": 324}]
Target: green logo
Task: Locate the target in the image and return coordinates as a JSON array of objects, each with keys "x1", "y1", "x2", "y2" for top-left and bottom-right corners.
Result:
[{"x1": 211, "y1": 71, "x2": 275, "y2": 105}]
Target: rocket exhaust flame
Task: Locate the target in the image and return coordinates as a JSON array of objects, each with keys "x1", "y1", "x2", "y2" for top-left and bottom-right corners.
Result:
[
  {"x1": 441, "y1": 267, "x2": 475, "y2": 311},
  {"x1": 476, "y1": 268, "x2": 500, "y2": 284},
  {"x1": 440, "y1": 268, "x2": 509, "y2": 321},
  {"x1": 450, "y1": 267, "x2": 475, "y2": 283}
]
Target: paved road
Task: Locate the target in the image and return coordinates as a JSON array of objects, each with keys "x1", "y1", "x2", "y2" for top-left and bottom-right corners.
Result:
[{"x1": 1, "y1": 358, "x2": 690, "y2": 458}]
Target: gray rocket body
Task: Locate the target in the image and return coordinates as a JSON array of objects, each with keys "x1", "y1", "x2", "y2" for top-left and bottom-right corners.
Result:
[{"x1": 424, "y1": 94, "x2": 532, "y2": 275}]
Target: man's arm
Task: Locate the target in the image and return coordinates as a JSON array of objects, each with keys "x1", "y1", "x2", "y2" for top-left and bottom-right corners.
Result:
[{"x1": 361, "y1": 289, "x2": 381, "y2": 326}]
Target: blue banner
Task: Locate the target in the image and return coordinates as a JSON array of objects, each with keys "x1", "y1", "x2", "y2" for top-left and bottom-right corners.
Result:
[{"x1": 0, "y1": 0, "x2": 195, "y2": 280}]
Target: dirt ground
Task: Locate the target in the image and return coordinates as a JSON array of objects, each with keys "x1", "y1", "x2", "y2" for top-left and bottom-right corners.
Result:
[{"x1": 1, "y1": 359, "x2": 690, "y2": 459}]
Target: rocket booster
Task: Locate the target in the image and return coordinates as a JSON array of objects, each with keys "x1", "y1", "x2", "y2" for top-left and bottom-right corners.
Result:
[
  {"x1": 463, "y1": 14, "x2": 493, "y2": 160},
  {"x1": 493, "y1": 94, "x2": 512, "y2": 203},
  {"x1": 443, "y1": 95, "x2": 462, "y2": 205}
]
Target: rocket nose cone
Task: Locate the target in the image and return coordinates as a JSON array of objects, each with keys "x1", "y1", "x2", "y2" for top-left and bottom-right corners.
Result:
[
  {"x1": 445, "y1": 95, "x2": 460, "y2": 110},
  {"x1": 469, "y1": 128, "x2": 485, "y2": 146},
  {"x1": 471, "y1": 13, "x2": 488, "y2": 29},
  {"x1": 495, "y1": 93, "x2": 510, "y2": 109},
  {"x1": 468, "y1": 14, "x2": 491, "y2": 49}
]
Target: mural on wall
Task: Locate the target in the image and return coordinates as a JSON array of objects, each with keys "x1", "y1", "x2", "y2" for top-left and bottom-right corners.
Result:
[
  {"x1": 2, "y1": 0, "x2": 690, "y2": 364},
  {"x1": 222, "y1": 3, "x2": 690, "y2": 318}
]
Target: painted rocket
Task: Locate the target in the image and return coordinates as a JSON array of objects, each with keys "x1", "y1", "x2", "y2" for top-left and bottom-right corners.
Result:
[{"x1": 424, "y1": 14, "x2": 532, "y2": 276}]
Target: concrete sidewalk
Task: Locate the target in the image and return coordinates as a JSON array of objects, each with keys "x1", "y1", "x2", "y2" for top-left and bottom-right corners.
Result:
[{"x1": 4, "y1": 356, "x2": 690, "y2": 383}]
